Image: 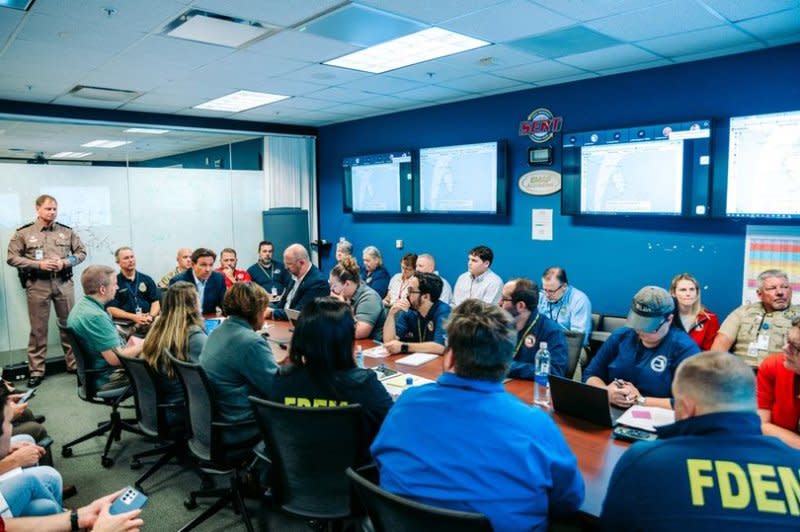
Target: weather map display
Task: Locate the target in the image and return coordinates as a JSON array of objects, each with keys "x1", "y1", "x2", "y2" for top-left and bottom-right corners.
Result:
[{"x1": 342, "y1": 151, "x2": 412, "y2": 214}]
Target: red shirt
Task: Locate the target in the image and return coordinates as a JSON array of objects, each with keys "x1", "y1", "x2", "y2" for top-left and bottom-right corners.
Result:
[
  {"x1": 215, "y1": 267, "x2": 252, "y2": 288},
  {"x1": 688, "y1": 309, "x2": 720, "y2": 351},
  {"x1": 757, "y1": 353, "x2": 800, "y2": 433}
]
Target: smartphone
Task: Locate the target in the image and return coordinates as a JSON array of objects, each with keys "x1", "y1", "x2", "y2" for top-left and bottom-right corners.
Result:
[
  {"x1": 612, "y1": 425, "x2": 658, "y2": 443},
  {"x1": 16, "y1": 388, "x2": 35, "y2": 404},
  {"x1": 37, "y1": 436, "x2": 53, "y2": 448},
  {"x1": 110, "y1": 486, "x2": 149, "y2": 515},
  {"x1": 372, "y1": 365, "x2": 399, "y2": 380}
]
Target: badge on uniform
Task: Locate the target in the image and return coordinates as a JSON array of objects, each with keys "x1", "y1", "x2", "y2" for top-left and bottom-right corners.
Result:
[
  {"x1": 524, "y1": 334, "x2": 535, "y2": 348},
  {"x1": 34, "y1": 249, "x2": 44, "y2": 260},
  {"x1": 138, "y1": 282, "x2": 147, "y2": 293},
  {"x1": 427, "y1": 321, "x2": 435, "y2": 332},
  {"x1": 58, "y1": 233, "x2": 65, "y2": 239},
  {"x1": 650, "y1": 355, "x2": 667, "y2": 373}
]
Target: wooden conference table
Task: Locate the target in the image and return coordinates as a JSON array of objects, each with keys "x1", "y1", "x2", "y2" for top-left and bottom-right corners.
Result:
[{"x1": 262, "y1": 318, "x2": 628, "y2": 519}]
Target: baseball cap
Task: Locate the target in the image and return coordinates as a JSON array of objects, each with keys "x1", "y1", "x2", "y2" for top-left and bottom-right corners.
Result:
[{"x1": 626, "y1": 286, "x2": 674, "y2": 333}]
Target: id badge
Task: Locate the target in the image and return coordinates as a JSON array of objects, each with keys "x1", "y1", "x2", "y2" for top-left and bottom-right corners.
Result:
[
  {"x1": 755, "y1": 334, "x2": 770, "y2": 350},
  {"x1": 271, "y1": 287, "x2": 277, "y2": 296},
  {"x1": 34, "y1": 249, "x2": 44, "y2": 260}
]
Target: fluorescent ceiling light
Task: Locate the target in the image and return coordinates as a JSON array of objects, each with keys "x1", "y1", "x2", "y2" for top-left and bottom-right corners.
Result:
[
  {"x1": 325, "y1": 27, "x2": 490, "y2": 74},
  {"x1": 164, "y1": 10, "x2": 274, "y2": 48},
  {"x1": 52, "y1": 152, "x2": 93, "y2": 159},
  {"x1": 124, "y1": 128, "x2": 170, "y2": 135},
  {"x1": 194, "y1": 90, "x2": 290, "y2": 112},
  {"x1": 81, "y1": 140, "x2": 132, "y2": 148}
]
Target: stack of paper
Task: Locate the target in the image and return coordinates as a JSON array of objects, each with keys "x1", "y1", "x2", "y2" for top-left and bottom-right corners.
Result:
[
  {"x1": 395, "y1": 353, "x2": 438, "y2": 366},
  {"x1": 616, "y1": 406, "x2": 675, "y2": 432},
  {"x1": 381, "y1": 373, "x2": 435, "y2": 399},
  {"x1": 361, "y1": 345, "x2": 389, "y2": 358}
]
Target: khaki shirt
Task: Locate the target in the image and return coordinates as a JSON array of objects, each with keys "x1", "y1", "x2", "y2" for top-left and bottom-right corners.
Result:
[
  {"x1": 719, "y1": 302, "x2": 800, "y2": 366},
  {"x1": 7, "y1": 219, "x2": 87, "y2": 270}
]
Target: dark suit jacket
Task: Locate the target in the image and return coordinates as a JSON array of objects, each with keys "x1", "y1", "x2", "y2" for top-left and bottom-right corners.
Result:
[
  {"x1": 272, "y1": 265, "x2": 329, "y2": 321},
  {"x1": 170, "y1": 269, "x2": 227, "y2": 315}
]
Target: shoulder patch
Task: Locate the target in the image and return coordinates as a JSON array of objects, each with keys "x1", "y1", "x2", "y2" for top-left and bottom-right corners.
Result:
[{"x1": 15, "y1": 222, "x2": 34, "y2": 231}]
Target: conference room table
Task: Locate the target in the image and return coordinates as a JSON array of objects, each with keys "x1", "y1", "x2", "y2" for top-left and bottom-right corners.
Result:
[{"x1": 261, "y1": 317, "x2": 629, "y2": 520}]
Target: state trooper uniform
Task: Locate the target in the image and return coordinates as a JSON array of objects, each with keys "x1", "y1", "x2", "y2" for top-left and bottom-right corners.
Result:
[{"x1": 7, "y1": 219, "x2": 86, "y2": 379}]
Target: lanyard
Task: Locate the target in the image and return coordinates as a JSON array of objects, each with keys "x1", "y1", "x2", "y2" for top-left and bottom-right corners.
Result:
[
  {"x1": 546, "y1": 299, "x2": 565, "y2": 321},
  {"x1": 513, "y1": 314, "x2": 540, "y2": 358},
  {"x1": 257, "y1": 262, "x2": 274, "y2": 281}
]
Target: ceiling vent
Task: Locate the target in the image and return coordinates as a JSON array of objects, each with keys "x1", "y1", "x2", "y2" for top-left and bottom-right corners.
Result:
[
  {"x1": 162, "y1": 9, "x2": 276, "y2": 48},
  {"x1": 67, "y1": 85, "x2": 140, "y2": 102}
]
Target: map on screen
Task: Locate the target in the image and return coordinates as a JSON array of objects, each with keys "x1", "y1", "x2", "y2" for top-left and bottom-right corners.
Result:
[
  {"x1": 419, "y1": 142, "x2": 497, "y2": 213},
  {"x1": 352, "y1": 162, "x2": 401, "y2": 213}
]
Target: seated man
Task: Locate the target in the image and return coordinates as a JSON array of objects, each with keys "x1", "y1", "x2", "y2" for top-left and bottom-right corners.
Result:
[
  {"x1": 757, "y1": 317, "x2": 800, "y2": 449},
  {"x1": 264, "y1": 244, "x2": 328, "y2": 321},
  {"x1": 383, "y1": 272, "x2": 451, "y2": 355},
  {"x1": 711, "y1": 269, "x2": 799, "y2": 368},
  {"x1": 158, "y1": 247, "x2": 192, "y2": 289},
  {"x1": 601, "y1": 351, "x2": 800, "y2": 530},
  {"x1": 584, "y1": 286, "x2": 699, "y2": 409},
  {"x1": 170, "y1": 248, "x2": 226, "y2": 315},
  {"x1": 215, "y1": 247, "x2": 252, "y2": 288},
  {"x1": 415, "y1": 253, "x2": 453, "y2": 305},
  {"x1": 538, "y1": 266, "x2": 592, "y2": 346},
  {"x1": 372, "y1": 299, "x2": 584, "y2": 531},
  {"x1": 67, "y1": 265, "x2": 143, "y2": 390},
  {"x1": 106, "y1": 247, "x2": 161, "y2": 333},
  {"x1": 247, "y1": 240, "x2": 291, "y2": 297},
  {"x1": 452, "y1": 245, "x2": 503, "y2": 306},
  {"x1": 501, "y1": 278, "x2": 568, "y2": 378}
]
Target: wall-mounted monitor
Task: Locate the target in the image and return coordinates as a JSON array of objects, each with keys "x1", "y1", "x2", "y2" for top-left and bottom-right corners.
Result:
[
  {"x1": 725, "y1": 110, "x2": 800, "y2": 219},
  {"x1": 343, "y1": 151, "x2": 413, "y2": 214},
  {"x1": 562, "y1": 119, "x2": 712, "y2": 217},
  {"x1": 416, "y1": 140, "x2": 508, "y2": 215}
]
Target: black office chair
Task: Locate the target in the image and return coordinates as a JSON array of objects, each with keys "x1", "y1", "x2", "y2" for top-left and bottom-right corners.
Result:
[
  {"x1": 346, "y1": 464, "x2": 491, "y2": 532},
  {"x1": 58, "y1": 323, "x2": 143, "y2": 468},
  {"x1": 117, "y1": 354, "x2": 186, "y2": 493},
  {"x1": 248, "y1": 397, "x2": 369, "y2": 530},
  {"x1": 564, "y1": 330, "x2": 584, "y2": 380},
  {"x1": 170, "y1": 355, "x2": 258, "y2": 532}
]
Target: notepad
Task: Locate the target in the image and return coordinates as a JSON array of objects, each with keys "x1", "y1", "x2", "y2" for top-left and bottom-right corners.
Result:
[
  {"x1": 395, "y1": 353, "x2": 438, "y2": 366},
  {"x1": 361, "y1": 345, "x2": 389, "y2": 358},
  {"x1": 616, "y1": 405, "x2": 675, "y2": 432},
  {"x1": 381, "y1": 373, "x2": 435, "y2": 399}
]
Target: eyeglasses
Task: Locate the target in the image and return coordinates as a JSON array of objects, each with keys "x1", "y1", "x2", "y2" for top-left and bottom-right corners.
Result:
[
  {"x1": 407, "y1": 289, "x2": 421, "y2": 295},
  {"x1": 500, "y1": 297, "x2": 512, "y2": 303},
  {"x1": 543, "y1": 284, "x2": 564, "y2": 296}
]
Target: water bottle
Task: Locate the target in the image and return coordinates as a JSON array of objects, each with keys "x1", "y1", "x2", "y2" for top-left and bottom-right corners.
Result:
[
  {"x1": 534, "y1": 342, "x2": 551, "y2": 407},
  {"x1": 356, "y1": 345, "x2": 364, "y2": 368}
]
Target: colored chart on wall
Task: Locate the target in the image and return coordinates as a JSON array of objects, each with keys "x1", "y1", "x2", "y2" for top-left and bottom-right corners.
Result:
[{"x1": 743, "y1": 226, "x2": 800, "y2": 305}]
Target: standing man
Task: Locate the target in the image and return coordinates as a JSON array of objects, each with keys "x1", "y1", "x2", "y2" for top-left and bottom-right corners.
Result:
[
  {"x1": 501, "y1": 278, "x2": 569, "y2": 378},
  {"x1": 710, "y1": 269, "x2": 799, "y2": 367},
  {"x1": 452, "y1": 245, "x2": 503, "y2": 306},
  {"x1": 7, "y1": 195, "x2": 86, "y2": 388},
  {"x1": 158, "y1": 247, "x2": 192, "y2": 289},
  {"x1": 538, "y1": 266, "x2": 593, "y2": 346},
  {"x1": 215, "y1": 247, "x2": 252, "y2": 288},
  {"x1": 264, "y1": 244, "x2": 328, "y2": 321},
  {"x1": 383, "y1": 272, "x2": 451, "y2": 355},
  {"x1": 106, "y1": 247, "x2": 161, "y2": 334},
  {"x1": 415, "y1": 253, "x2": 453, "y2": 305},
  {"x1": 170, "y1": 248, "x2": 226, "y2": 315},
  {"x1": 247, "y1": 241, "x2": 291, "y2": 298}
]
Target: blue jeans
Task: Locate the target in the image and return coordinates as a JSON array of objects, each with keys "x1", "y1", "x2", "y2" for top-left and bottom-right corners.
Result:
[{"x1": 0, "y1": 466, "x2": 62, "y2": 517}]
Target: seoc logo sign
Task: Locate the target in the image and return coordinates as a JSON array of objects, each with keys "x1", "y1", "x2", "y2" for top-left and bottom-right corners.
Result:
[{"x1": 519, "y1": 108, "x2": 563, "y2": 143}]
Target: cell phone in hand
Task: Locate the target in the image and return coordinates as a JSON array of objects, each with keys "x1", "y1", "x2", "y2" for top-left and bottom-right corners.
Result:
[
  {"x1": 37, "y1": 436, "x2": 53, "y2": 448},
  {"x1": 16, "y1": 388, "x2": 35, "y2": 404},
  {"x1": 110, "y1": 486, "x2": 149, "y2": 515}
]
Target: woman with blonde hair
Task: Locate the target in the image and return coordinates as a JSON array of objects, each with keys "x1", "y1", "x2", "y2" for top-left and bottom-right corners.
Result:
[
  {"x1": 330, "y1": 256, "x2": 386, "y2": 341},
  {"x1": 141, "y1": 281, "x2": 207, "y2": 427},
  {"x1": 669, "y1": 273, "x2": 719, "y2": 350}
]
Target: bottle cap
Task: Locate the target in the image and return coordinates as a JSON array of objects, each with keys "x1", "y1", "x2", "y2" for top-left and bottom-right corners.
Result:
[
  {"x1": 406, "y1": 376, "x2": 413, "y2": 385},
  {"x1": 540, "y1": 342, "x2": 548, "y2": 349}
]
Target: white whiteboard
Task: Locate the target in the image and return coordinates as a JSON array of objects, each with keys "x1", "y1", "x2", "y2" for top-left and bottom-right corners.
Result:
[{"x1": 0, "y1": 163, "x2": 264, "y2": 361}]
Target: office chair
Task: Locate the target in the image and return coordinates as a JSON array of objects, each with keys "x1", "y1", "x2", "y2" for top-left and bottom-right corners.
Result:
[
  {"x1": 248, "y1": 397, "x2": 369, "y2": 530},
  {"x1": 564, "y1": 330, "x2": 585, "y2": 380},
  {"x1": 170, "y1": 355, "x2": 258, "y2": 532},
  {"x1": 58, "y1": 323, "x2": 143, "y2": 468},
  {"x1": 117, "y1": 354, "x2": 186, "y2": 493},
  {"x1": 346, "y1": 464, "x2": 491, "y2": 532}
]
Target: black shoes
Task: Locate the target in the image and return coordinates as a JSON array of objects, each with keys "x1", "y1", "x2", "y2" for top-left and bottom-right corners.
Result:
[{"x1": 27, "y1": 375, "x2": 44, "y2": 388}]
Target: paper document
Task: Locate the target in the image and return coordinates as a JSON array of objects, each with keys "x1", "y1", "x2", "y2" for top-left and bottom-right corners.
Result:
[
  {"x1": 616, "y1": 406, "x2": 675, "y2": 432},
  {"x1": 361, "y1": 345, "x2": 389, "y2": 358},
  {"x1": 395, "y1": 353, "x2": 439, "y2": 367},
  {"x1": 381, "y1": 373, "x2": 435, "y2": 399}
]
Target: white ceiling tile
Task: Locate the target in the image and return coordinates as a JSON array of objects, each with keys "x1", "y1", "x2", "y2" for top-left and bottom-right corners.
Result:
[
  {"x1": 594, "y1": 58, "x2": 674, "y2": 76},
  {"x1": 558, "y1": 44, "x2": 662, "y2": 70},
  {"x1": 266, "y1": 97, "x2": 336, "y2": 111},
  {"x1": 541, "y1": 0, "x2": 669, "y2": 22},
  {"x1": 437, "y1": 44, "x2": 545, "y2": 70},
  {"x1": 358, "y1": 0, "x2": 512, "y2": 24},
  {"x1": 394, "y1": 84, "x2": 475, "y2": 102},
  {"x1": 356, "y1": 94, "x2": 429, "y2": 110},
  {"x1": 303, "y1": 87, "x2": 374, "y2": 104},
  {"x1": 736, "y1": 8, "x2": 800, "y2": 42},
  {"x1": 700, "y1": 0, "x2": 798, "y2": 22},
  {"x1": 493, "y1": 60, "x2": 588, "y2": 82},
  {"x1": 192, "y1": 0, "x2": 345, "y2": 27},
  {"x1": 338, "y1": 75, "x2": 425, "y2": 94},
  {"x1": 387, "y1": 59, "x2": 476, "y2": 83},
  {"x1": 16, "y1": 12, "x2": 148, "y2": 55},
  {"x1": 439, "y1": 73, "x2": 531, "y2": 92},
  {"x1": 31, "y1": 0, "x2": 187, "y2": 33},
  {"x1": 441, "y1": 0, "x2": 574, "y2": 42},
  {"x1": 49, "y1": 95, "x2": 127, "y2": 109},
  {"x1": 247, "y1": 29, "x2": 360, "y2": 62},
  {"x1": 535, "y1": 71, "x2": 599, "y2": 87},
  {"x1": 0, "y1": 8, "x2": 24, "y2": 36},
  {"x1": 638, "y1": 25, "x2": 758, "y2": 57},
  {"x1": 587, "y1": 0, "x2": 725, "y2": 41},
  {"x1": 281, "y1": 64, "x2": 370, "y2": 86},
  {"x1": 672, "y1": 41, "x2": 767, "y2": 63},
  {"x1": 119, "y1": 35, "x2": 234, "y2": 69}
]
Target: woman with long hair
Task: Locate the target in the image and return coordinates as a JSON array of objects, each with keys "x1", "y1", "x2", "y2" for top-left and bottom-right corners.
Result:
[
  {"x1": 330, "y1": 256, "x2": 386, "y2": 341},
  {"x1": 669, "y1": 273, "x2": 720, "y2": 350},
  {"x1": 269, "y1": 297, "x2": 393, "y2": 441}
]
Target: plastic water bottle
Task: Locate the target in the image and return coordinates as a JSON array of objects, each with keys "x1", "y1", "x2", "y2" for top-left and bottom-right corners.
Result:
[
  {"x1": 534, "y1": 342, "x2": 551, "y2": 407},
  {"x1": 356, "y1": 345, "x2": 364, "y2": 368}
]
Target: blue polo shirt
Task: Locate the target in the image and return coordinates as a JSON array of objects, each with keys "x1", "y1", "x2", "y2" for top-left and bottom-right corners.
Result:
[
  {"x1": 393, "y1": 300, "x2": 451, "y2": 346},
  {"x1": 583, "y1": 327, "x2": 700, "y2": 398},
  {"x1": 372, "y1": 372, "x2": 584, "y2": 531},
  {"x1": 508, "y1": 311, "x2": 569, "y2": 379},
  {"x1": 106, "y1": 271, "x2": 160, "y2": 314}
]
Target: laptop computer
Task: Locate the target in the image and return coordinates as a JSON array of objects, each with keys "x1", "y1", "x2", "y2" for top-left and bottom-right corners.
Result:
[{"x1": 549, "y1": 375, "x2": 623, "y2": 428}]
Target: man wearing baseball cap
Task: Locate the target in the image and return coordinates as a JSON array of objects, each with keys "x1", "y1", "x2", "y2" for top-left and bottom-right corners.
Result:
[{"x1": 584, "y1": 286, "x2": 700, "y2": 409}]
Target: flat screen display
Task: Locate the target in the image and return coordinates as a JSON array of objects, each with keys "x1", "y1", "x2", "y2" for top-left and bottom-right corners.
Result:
[
  {"x1": 342, "y1": 151, "x2": 412, "y2": 213},
  {"x1": 726, "y1": 110, "x2": 800, "y2": 218},
  {"x1": 562, "y1": 119, "x2": 711, "y2": 217},
  {"x1": 417, "y1": 141, "x2": 507, "y2": 215}
]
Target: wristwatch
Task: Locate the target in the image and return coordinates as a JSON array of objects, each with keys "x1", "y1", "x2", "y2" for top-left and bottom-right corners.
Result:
[
  {"x1": 71, "y1": 509, "x2": 80, "y2": 531},
  {"x1": 636, "y1": 395, "x2": 646, "y2": 406},
  {"x1": 401, "y1": 343, "x2": 409, "y2": 354}
]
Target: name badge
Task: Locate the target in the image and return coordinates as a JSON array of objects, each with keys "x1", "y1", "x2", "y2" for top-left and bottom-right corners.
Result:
[
  {"x1": 755, "y1": 334, "x2": 770, "y2": 350},
  {"x1": 34, "y1": 249, "x2": 44, "y2": 260}
]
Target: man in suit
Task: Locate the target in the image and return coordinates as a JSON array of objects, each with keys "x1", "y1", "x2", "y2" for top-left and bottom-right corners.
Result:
[
  {"x1": 265, "y1": 244, "x2": 328, "y2": 321},
  {"x1": 170, "y1": 248, "x2": 226, "y2": 315}
]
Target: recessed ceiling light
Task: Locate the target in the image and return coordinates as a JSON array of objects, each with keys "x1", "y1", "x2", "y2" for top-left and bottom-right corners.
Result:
[
  {"x1": 324, "y1": 27, "x2": 490, "y2": 74},
  {"x1": 81, "y1": 140, "x2": 132, "y2": 148},
  {"x1": 193, "y1": 90, "x2": 290, "y2": 112},
  {"x1": 51, "y1": 152, "x2": 93, "y2": 159},
  {"x1": 163, "y1": 9, "x2": 275, "y2": 48},
  {"x1": 124, "y1": 128, "x2": 170, "y2": 135}
]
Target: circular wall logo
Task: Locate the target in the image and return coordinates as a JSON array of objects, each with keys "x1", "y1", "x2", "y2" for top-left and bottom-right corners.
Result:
[{"x1": 519, "y1": 108, "x2": 563, "y2": 143}]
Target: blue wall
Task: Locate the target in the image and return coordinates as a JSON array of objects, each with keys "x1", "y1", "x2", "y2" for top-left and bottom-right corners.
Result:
[{"x1": 317, "y1": 43, "x2": 800, "y2": 319}]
